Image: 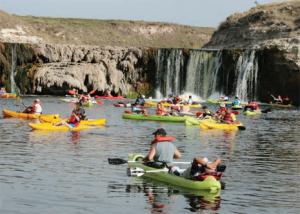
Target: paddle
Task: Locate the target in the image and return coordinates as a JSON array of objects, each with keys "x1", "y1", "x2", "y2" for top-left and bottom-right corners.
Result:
[
  {"x1": 108, "y1": 158, "x2": 191, "y2": 165},
  {"x1": 128, "y1": 167, "x2": 169, "y2": 177},
  {"x1": 237, "y1": 126, "x2": 246, "y2": 130}
]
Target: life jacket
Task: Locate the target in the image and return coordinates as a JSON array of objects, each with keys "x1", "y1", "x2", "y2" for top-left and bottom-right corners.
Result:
[
  {"x1": 68, "y1": 114, "x2": 80, "y2": 126},
  {"x1": 194, "y1": 171, "x2": 223, "y2": 181},
  {"x1": 216, "y1": 107, "x2": 227, "y2": 114},
  {"x1": 151, "y1": 136, "x2": 176, "y2": 145},
  {"x1": 223, "y1": 112, "x2": 234, "y2": 123},
  {"x1": 246, "y1": 102, "x2": 259, "y2": 110}
]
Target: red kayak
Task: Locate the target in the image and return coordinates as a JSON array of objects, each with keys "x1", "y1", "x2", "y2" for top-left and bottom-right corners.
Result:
[{"x1": 95, "y1": 95, "x2": 125, "y2": 100}]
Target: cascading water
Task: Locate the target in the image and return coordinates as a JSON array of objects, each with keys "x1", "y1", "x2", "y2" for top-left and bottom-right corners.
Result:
[
  {"x1": 234, "y1": 50, "x2": 258, "y2": 101},
  {"x1": 185, "y1": 50, "x2": 222, "y2": 99},
  {"x1": 155, "y1": 49, "x2": 184, "y2": 98},
  {"x1": 154, "y1": 48, "x2": 258, "y2": 101},
  {"x1": 10, "y1": 44, "x2": 17, "y2": 94}
]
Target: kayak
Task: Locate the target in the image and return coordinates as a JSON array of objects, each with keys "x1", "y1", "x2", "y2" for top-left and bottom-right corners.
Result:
[
  {"x1": 60, "y1": 98, "x2": 97, "y2": 104},
  {"x1": 145, "y1": 101, "x2": 201, "y2": 108},
  {"x1": 265, "y1": 103, "x2": 293, "y2": 108},
  {"x1": 244, "y1": 110, "x2": 262, "y2": 116},
  {"x1": 0, "y1": 93, "x2": 17, "y2": 98},
  {"x1": 199, "y1": 119, "x2": 244, "y2": 130},
  {"x1": 95, "y1": 95, "x2": 125, "y2": 100},
  {"x1": 122, "y1": 113, "x2": 187, "y2": 123},
  {"x1": 206, "y1": 99, "x2": 231, "y2": 105},
  {"x1": 231, "y1": 105, "x2": 243, "y2": 110},
  {"x1": 113, "y1": 103, "x2": 132, "y2": 108},
  {"x1": 128, "y1": 154, "x2": 221, "y2": 192},
  {"x1": 39, "y1": 115, "x2": 106, "y2": 125},
  {"x1": 28, "y1": 122, "x2": 96, "y2": 131},
  {"x1": 2, "y1": 109, "x2": 59, "y2": 120}
]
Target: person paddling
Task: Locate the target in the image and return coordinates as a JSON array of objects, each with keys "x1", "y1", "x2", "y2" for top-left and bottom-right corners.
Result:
[
  {"x1": 244, "y1": 101, "x2": 260, "y2": 112},
  {"x1": 219, "y1": 108, "x2": 236, "y2": 124},
  {"x1": 55, "y1": 102, "x2": 85, "y2": 128},
  {"x1": 144, "y1": 128, "x2": 181, "y2": 168},
  {"x1": 23, "y1": 99, "x2": 43, "y2": 114}
]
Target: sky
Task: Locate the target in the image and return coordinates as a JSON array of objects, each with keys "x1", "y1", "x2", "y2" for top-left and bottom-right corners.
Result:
[{"x1": 0, "y1": 0, "x2": 284, "y2": 27}]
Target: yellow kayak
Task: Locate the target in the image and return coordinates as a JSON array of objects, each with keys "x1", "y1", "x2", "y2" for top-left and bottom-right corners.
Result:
[
  {"x1": 39, "y1": 115, "x2": 106, "y2": 125},
  {"x1": 0, "y1": 93, "x2": 17, "y2": 98},
  {"x1": 28, "y1": 122, "x2": 96, "y2": 131},
  {"x1": 3, "y1": 109, "x2": 59, "y2": 120},
  {"x1": 145, "y1": 101, "x2": 201, "y2": 108},
  {"x1": 199, "y1": 120, "x2": 245, "y2": 130}
]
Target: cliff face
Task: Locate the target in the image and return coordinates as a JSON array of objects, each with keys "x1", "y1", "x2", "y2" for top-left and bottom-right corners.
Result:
[
  {"x1": 205, "y1": 1, "x2": 300, "y2": 105},
  {"x1": 0, "y1": 43, "x2": 156, "y2": 96}
]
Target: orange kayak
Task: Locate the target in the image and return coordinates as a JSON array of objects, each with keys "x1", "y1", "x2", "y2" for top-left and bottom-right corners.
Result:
[{"x1": 2, "y1": 109, "x2": 59, "y2": 120}]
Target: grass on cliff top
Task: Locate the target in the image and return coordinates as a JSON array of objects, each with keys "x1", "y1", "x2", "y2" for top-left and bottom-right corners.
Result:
[{"x1": 15, "y1": 15, "x2": 214, "y2": 48}]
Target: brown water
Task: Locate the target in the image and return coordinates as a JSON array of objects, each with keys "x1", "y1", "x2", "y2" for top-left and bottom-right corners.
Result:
[{"x1": 0, "y1": 97, "x2": 299, "y2": 214}]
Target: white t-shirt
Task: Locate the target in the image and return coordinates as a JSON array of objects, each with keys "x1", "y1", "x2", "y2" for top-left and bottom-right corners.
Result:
[{"x1": 34, "y1": 103, "x2": 42, "y2": 114}]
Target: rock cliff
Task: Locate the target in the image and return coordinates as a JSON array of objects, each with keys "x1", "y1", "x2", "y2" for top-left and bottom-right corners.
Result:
[
  {"x1": 0, "y1": 43, "x2": 156, "y2": 96},
  {"x1": 205, "y1": 0, "x2": 300, "y2": 105}
]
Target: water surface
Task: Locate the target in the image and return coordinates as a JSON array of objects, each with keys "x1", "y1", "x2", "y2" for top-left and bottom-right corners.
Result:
[{"x1": 0, "y1": 97, "x2": 299, "y2": 214}]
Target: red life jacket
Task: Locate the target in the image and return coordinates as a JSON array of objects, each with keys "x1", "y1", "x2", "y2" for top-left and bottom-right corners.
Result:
[
  {"x1": 223, "y1": 113, "x2": 234, "y2": 123},
  {"x1": 151, "y1": 136, "x2": 176, "y2": 145},
  {"x1": 68, "y1": 115, "x2": 80, "y2": 126},
  {"x1": 216, "y1": 107, "x2": 227, "y2": 114}
]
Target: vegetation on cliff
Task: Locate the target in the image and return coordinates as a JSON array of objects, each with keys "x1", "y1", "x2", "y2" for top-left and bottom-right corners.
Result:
[{"x1": 0, "y1": 10, "x2": 214, "y2": 48}]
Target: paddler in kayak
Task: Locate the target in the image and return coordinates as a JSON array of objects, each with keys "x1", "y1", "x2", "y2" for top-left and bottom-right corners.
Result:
[
  {"x1": 144, "y1": 128, "x2": 181, "y2": 168},
  {"x1": 219, "y1": 108, "x2": 236, "y2": 124},
  {"x1": 131, "y1": 103, "x2": 148, "y2": 115},
  {"x1": 196, "y1": 106, "x2": 214, "y2": 119},
  {"x1": 23, "y1": 99, "x2": 43, "y2": 114},
  {"x1": 134, "y1": 94, "x2": 146, "y2": 106},
  {"x1": 55, "y1": 102, "x2": 86, "y2": 128},
  {"x1": 232, "y1": 96, "x2": 241, "y2": 106},
  {"x1": 156, "y1": 102, "x2": 169, "y2": 116},
  {"x1": 244, "y1": 101, "x2": 260, "y2": 112}
]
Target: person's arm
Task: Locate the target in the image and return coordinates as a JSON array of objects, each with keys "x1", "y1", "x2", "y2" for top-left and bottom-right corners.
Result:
[
  {"x1": 173, "y1": 147, "x2": 182, "y2": 159},
  {"x1": 144, "y1": 145, "x2": 156, "y2": 161}
]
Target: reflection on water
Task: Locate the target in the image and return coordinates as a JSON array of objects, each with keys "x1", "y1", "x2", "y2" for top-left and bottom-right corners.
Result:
[{"x1": 0, "y1": 97, "x2": 300, "y2": 214}]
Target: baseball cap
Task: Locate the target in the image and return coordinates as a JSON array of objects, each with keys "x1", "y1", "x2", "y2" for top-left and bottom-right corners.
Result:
[{"x1": 152, "y1": 128, "x2": 167, "y2": 136}]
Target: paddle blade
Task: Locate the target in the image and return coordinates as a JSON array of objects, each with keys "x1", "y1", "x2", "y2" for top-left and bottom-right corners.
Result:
[
  {"x1": 238, "y1": 126, "x2": 246, "y2": 130},
  {"x1": 108, "y1": 158, "x2": 127, "y2": 165}
]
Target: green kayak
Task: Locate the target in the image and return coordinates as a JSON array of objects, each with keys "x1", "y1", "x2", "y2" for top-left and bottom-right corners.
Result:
[
  {"x1": 122, "y1": 113, "x2": 187, "y2": 123},
  {"x1": 244, "y1": 110, "x2": 262, "y2": 116},
  {"x1": 128, "y1": 154, "x2": 221, "y2": 192}
]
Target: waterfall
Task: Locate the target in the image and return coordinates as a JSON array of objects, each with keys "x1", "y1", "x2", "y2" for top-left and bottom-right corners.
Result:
[
  {"x1": 185, "y1": 50, "x2": 222, "y2": 99},
  {"x1": 154, "y1": 48, "x2": 258, "y2": 101},
  {"x1": 155, "y1": 49, "x2": 184, "y2": 98},
  {"x1": 234, "y1": 50, "x2": 258, "y2": 101},
  {"x1": 10, "y1": 44, "x2": 17, "y2": 94}
]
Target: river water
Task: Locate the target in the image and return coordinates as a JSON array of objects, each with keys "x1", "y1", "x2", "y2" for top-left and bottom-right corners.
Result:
[{"x1": 0, "y1": 97, "x2": 299, "y2": 214}]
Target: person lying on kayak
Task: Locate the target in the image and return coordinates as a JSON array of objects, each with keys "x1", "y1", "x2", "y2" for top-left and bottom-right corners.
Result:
[
  {"x1": 144, "y1": 128, "x2": 181, "y2": 168},
  {"x1": 270, "y1": 94, "x2": 283, "y2": 104},
  {"x1": 23, "y1": 99, "x2": 43, "y2": 114},
  {"x1": 219, "y1": 108, "x2": 236, "y2": 124},
  {"x1": 134, "y1": 94, "x2": 145, "y2": 106},
  {"x1": 244, "y1": 101, "x2": 260, "y2": 111},
  {"x1": 196, "y1": 106, "x2": 214, "y2": 119},
  {"x1": 172, "y1": 157, "x2": 224, "y2": 180}
]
